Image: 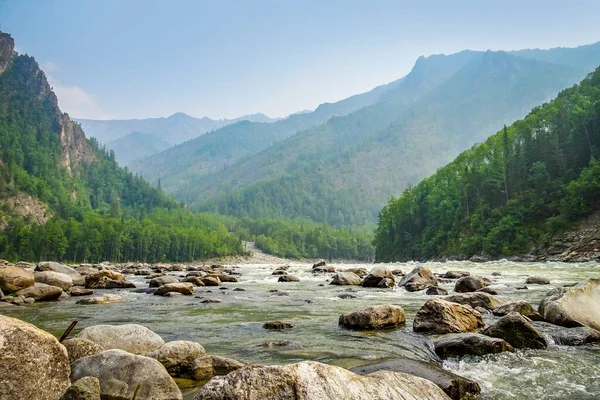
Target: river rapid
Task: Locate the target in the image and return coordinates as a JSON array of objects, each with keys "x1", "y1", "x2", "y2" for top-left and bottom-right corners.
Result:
[{"x1": 4, "y1": 259, "x2": 600, "y2": 399}]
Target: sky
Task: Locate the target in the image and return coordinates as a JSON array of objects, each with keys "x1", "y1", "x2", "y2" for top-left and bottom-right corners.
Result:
[{"x1": 1, "y1": 0, "x2": 600, "y2": 120}]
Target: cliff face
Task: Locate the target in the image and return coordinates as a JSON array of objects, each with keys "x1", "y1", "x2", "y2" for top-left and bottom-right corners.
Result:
[{"x1": 0, "y1": 31, "x2": 14, "y2": 74}]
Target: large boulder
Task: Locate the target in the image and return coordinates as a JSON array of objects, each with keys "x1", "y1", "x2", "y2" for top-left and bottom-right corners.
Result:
[
  {"x1": 482, "y1": 313, "x2": 547, "y2": 349},
  {"x1": 350, "y1": 358, "x2": 480, "y2": 400},
  {"x1": 76, "y1": 324, "x2": 165, "y2": 354},
  {"x1": 346, "y1": 268, "x2": 368, "y2": 277},
  {"x1": 413, "y1": 299, "x2": 484, "y2": 334},
  {"x1": 493, "y1": 301, "x2": 544, "y2": 321},
  {"x1": 34, "y1": 270, "x2": 73, "y2": 291},
  {"x1": 59, "y1": 376, "x2": 101, "y2": 400},
  {"x1": 17, "y1": 282, "x2": 63, "y2": 301},
  {"x1": 147, "y1": 340, "x2": 206, "y2": 378},
  {"x1": 443, "y1": 292, "x2": 502, "y2": 311},
  {"x1": 398, "y1": 266, "x2": 438, "y2": 292},
  {"x1": 85, "y1": 270, "x2": 132, "y2": 289},
  {"x1": 526, "y1": 276, "x2": 550, "y2": 285},
  {"x1": 193, "y1": 361, "x2": 450, "y2": 400},
  {"x1": 339, "y1": 304, "x2": 406, "y2": 330},
  {"x1": 538, "y1": 278, "x2": 600, "y2": 330},
  {"x1": 361, "y1": 266, "x2": 395, "y2": 288},
  {"x1": 149, "y1": 275, "x2": 180, "y2": 287},
  {"x1": 37, "y1": 261, "x2": 84, "y2": 285},
  {"x1": 154, "y1": 282, "x2": 194, "y2": 296},
  {"x1": 62, "y1": 338, "x2": 105, "y2": 363},
  {"x1": 0, "y1": 266, "x2": 34, "y2": 293},
  {"x1": 202, "y1": 276, "x2": 221, "y2": 286},
  {"x1": 330, "y1": 272, "x2": 362, "y2": 285},
  {"x1": 532, "y1": 321, "x2": 600, "y2": 346},
  {"x1": 76, "y1": 294, "x2": 124, "y2": 305},
  {"x1": 70, "y1": 349, "x2": 183, "y2": 400},
  {"x1": 278, "y1": 275, "x2": 300, "y2": 282},
  {"x1": 433, "y1": 333, "x2": 514, "y2": 358},
  {"x1": 0, "y1": 315, "x2": 71, "y2": 399},
  {"x1": 443, "y1": 271, "x2": 470, "y2": 279},
  {"x1": 453, "y1": 276, "x2": 487, "y2": 293},
  {"x1": 191, "y1": 355, "x2": 248, "y2": 382}
]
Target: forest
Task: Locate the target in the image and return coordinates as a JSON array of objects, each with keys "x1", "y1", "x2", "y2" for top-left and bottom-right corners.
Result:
[{"x1": 374, "y1": 67, "x2": 600, "y2": 261}]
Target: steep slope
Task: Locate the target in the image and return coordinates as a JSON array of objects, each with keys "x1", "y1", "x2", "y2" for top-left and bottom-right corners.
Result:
[
  {"x1": 189, "y1": 52, "x2": 590, "y2": 225},
  {"x1": 106, "y1": 131, "x2": 172, "y2": 166},
  {"x1": 374, "y1": 66, "x2": 600, "y2": 261}
]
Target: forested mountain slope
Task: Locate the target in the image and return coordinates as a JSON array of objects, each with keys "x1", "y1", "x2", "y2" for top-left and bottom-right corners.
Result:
[
  {"x1": 374, "y1": 66, "x2": 600, "y2": 261},
  {"x1": 106, "y1": 131, "x2": 172, "y2": 166},
  {"x1": 0, "y1": 30, "x2": 242, "y2": 262},
  {"x1": 191, "y1": 51, "x2": 592, "y2": 226}
]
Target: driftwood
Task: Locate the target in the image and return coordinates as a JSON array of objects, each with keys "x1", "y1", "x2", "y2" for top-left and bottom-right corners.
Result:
[{"x1": 59, "y1": 320, "x2": 78, "y2": 343}]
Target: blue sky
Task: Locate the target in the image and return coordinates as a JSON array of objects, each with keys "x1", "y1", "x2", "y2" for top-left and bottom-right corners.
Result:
[{"x1": 1, "y1": 0, "x2": 600, "y2": 120}]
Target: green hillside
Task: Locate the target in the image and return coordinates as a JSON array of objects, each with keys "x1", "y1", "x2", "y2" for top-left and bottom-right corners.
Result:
[{"x1": 374, "y1": 67, "x2": 600, "y2": 261}]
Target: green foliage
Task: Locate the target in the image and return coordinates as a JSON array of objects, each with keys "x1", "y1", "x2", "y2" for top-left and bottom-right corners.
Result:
[{"x1": 374, "y1": 67, "x2": 600, "y2": 261}]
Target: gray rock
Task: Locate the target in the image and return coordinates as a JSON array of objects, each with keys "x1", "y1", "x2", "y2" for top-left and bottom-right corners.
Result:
[
  {"x1": 482, "y1": 313, "x2": 547, "y2": 349},
  {"x1": 538, "y1": 278, "x2": 600, "y2": 330},
  {"x1": 443, "y1": 292, "x2": 502, "y2": 310},
  {"x1": 339, "y1": 304, "x2": 406, "y2": 330},
  {"x1": 76, "y1": 294, "x2": 125, "y2": 305},
  {"x1": 361, "y1": 266, "x2": 395, "y2": 288},
  {"x1": 17, "y1": 282, "x2": 63, "y2": 301},
  {"x1": 191, "y1": 355, "x2": 248, "y2": 382},
  {"x1": 0, "y1": 266, "x2": 35, "y2": 293},
  {"x1": 62, "y1": 338, "x2": 105, "y2": 363},
  {"x1": 398, "y1": 266, "x2": 438, "y2": 292},
  {"x1": 443, "y1": 271, "x2": 470, "y2": 279},
  {"x1": 531, "y1": 321, "x2": 600, "y2": 346},
  {"x1": 59, "y1": 376, "x2": 101, "y2": 400},
  {"x1": 278, "y1": 275, "x2": 300, "y2": 282},
  {"x1": 434, "y1": 333, "x2": 514, "y2": 358},
  {"x1": 37, "y1": 262, "x2": 85, "y2": 285},
  {"x1": 154, "y1": 282, "x2": 194, "y2": 296},
  {"x1": 34, "y1": 271, "x2": 73, "y2": 291},
  {"x1": 454, "y1": 276, "x2": 487, "y2": 293},
  {"x1": 263, "y1": 321, "x2": 294, "y2": 330},
  {"x1": 76, "y1": 324, "x2": 164, "y2": 354},
  {"x1": 493, "y1": 301, "x2": 544, "y2": 321},
  {"x1": 330, "y1": 272, "x2": 362, "y2": 286},
  {"x1": 526, "y1": 276, "x2": 550, "y2": 285},
  {"x1": 413, "y1": 299, "x2": 484, "y2": 334},
  {"x1": 147, "y1": 340, "x2": 206, "y2": 378},
  {"x1": 426, "y1": 286, "x2": 448, "y2": 296}
]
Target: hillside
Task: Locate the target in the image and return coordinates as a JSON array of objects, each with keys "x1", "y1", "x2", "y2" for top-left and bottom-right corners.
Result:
[
  {"x1": 0, "y1": 30, "x2": 242, "y2": 262},
  {"x1": 106, "y1": 131, "x2": 172, "y2": 166},
  {"x1": 374, "y1": 66, "x2": 600, "y2": 261},
  {"x1": 187, "y1": 50, "x2": 593, "y2": 226}
]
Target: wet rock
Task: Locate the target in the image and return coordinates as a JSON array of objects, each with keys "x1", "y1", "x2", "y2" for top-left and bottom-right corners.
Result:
[
  {"x1": 453, "y1": 276, "x2": 487, "y2": 293},
  {"x1": 76, "y1": 324, "x2": 164, "y2": 354},
  {"x1": 493, "y1": 301, "x2": 544, "y2": 321},
  {"x1": 70, "y1": 287, "x2": 94, "y2": 296},
  {"x1": 268, "y1": 289, "x2": 289, "y2": 296},
  {"x1": 0, "y1": 315, "x2": 71, "y2": 400},
  {"x1": 413, "y1": 299, "x2": 484, "y2": 334},
  {"x1": 149, "y1": 275, "x2": 180, "y2": 287},
  {"x1": 531, "y1": 321, "x2": 600, "y2": 346},
  {"x1": 350, "y1": 358, "x2": 480, "y2": 400},
  {"x1": 347, "y1": 267, "x2": 368, "y2": 277},
  {"x1": 398, "y1": 266, "x2": 437, "y2": 292},
  {"x1": 218, "y1": 274, "x2": 239, "y2": 283},
  {"x1": 154, "y1": 282, "x2": 194, "y2": 296},
  {"x1": 443, "y1": 292, "x2": 502, "y2": 311},
  {"x1": 516, "y1": 285, "x2": 528, "y2": 290},
  {"x1": 271, "y1": 270, "x2": 288, "y2": 275},
  {"x1": 433, "y1": 333, "x2": 514, "y2": 358},
  {"x1": 70, "y1": 349, "x2": 183, "y2": 400},
  {"x1": 233, "y1": 287, "x2": 245, "y2": 291},
  {"x1": 474, "y1": 306, "x2": 490, "y2": 315},
  {"x1": 59, "y1": 376, "x2": 101, "y2": 400},
  {"x1": 0, "y1": 266, "x2": 35, "y2": 293},
  {"x1": 185, "y1": 276, "x2": 206, "y2": 286},
  {"x1": 482, "y1": 313, "x2": 547, "y2": 349},
  {"x1": 278, "y1": 275, "x2": 300, "y2": 282},
  {"x1": 76, "y1": 294, "x2": 125, "y2": 305},
  {"x1": 200, "y1": 298, "x2": 222, "y2": 303},
  {"x1": 426, "y1": 286, "x2": 448, "y2": 296},
  {"x1": 261, "y1": 340, "x2": 301, "y2": 349},
  {"x1": 443, "y1": 271, "x2": 470, "y2": 279},
  {"x1": 17, "y1": 282, "x2": 63, "y2": 301},
  {"x1": 263, "y1": 321, "x2": 294, "y2": 330},
  {"x1": 361, "y1": 266, "x2": 395, "y2": 288},
  {"x1": 194, "y1": 360, "x2": 449, "y2": 400},
  {"x1": 538, "y1": 278, "x2": 600, "y2": 330},
  {"x1": 491, "y1": 272, "x2": 502, "y2": 276},
  {"x1": 337, "y1": 293, "x2": 358, "y2": 299},
  {"x1": 191, "y1": 355, "x2": 247, "y2": 382},
  {"x1": 34, "y1": 271, "x2": 73, "y2": 291},
  {"x1": 330, "y1": 271, "x2": 362, "y2": 285},
  {"x1": 147, "y1": 340, "x2": 207, "y2": 378},
  {"x1": 202, "y1": 276, "x2": 221, "y2": 286},
  {"x1": 93, "y1": 276, "x2": 135, "y2": 289},
  {"x1": 526, "y1": 276, "x2": 550, "y2": 285},
  {"x1": 339, "y1": 304, "x2": 406, "y2": 330},
  {"x1": 313, "y1": 260, "x2": 326, "y2": 268},
  {"x1": 62, "y1": 338, "x2": 105, "y2": 363},
  {"x1": 378, "y1": 277, "x2": 395, "y2": 288},
  {"x1": 391, "y1": 269, "x2": 404, "y2": 276},
  {"x1": 476, "y1": 287, "x2": 498, "y2": 295}
]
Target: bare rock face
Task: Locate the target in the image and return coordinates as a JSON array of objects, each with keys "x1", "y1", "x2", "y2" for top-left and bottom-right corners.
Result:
[
  {"x1": 147, "y1": 340, "x2": 206, "y2": 378},
  {"x1": 154, "y1": 282, "x2": 194, "y2": 296},
  {"x1": 330, "y1": 272, "x2": 362, "y2": 285},
  {"x1": 17, "y1": 282, "x2": 63, "y2": 301},
  {"x1": 413, "y1": 299, "x2": 484, "y2": 334},
  {"x1": 482, "y1": 313, "x2": 547, "y2": 349},
  {"x1": 34, "y1": 270, "x2": 73, "y2": 291},
  {"x1": 538, "y1": 278, "x2": 600, "y2": 330},
  {"x1": 454, "y1": 276, "x2": 487, "y2": 293},
  {"x1": 361, "y1": 266, "x2": 395, "y2": 288},
  {"x1": 398, "y1": 266, "x2": 438, "y2": 292},
  {"x1": 59, "y1": 376, "x2": 101, "y2": 400},
  {"x1": 0, "y1": 31, "x2": 14, "y2": 73},
  {"x1": 70, "y1": 349, "x2": 183, "y2": 400},
  {"x1": 0, "y1": 315, "x2": 71, "y2": 400},
  {"x1": 443, "y1": 292, "x2": 503, "y2": 311},
  {"x1": 0, "y1": 266, "x2": 35, "y2": 293},
  {"x1": 339, "y1": 304, "x2": 406, "y2": 330},
  {"x1": 76, "y1": 324, "x2": 165, "y2": 355},
  {"x1": 434, "y1": 333, "x2": 514, "y2": 359},
  {"x1": 191, "y1": 355, "x2": 248, "y2": 382},
  {"x1": 193, "y1": 361, "x2": 450, "y2": 400},
  {"x1": 62, "y1": 338, "x2": 105, "y2": 363}
]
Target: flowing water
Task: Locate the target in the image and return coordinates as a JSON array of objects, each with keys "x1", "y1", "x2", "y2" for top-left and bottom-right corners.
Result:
[{"x1": 3, "y1": 260, "x2": 600, "y2": 399}]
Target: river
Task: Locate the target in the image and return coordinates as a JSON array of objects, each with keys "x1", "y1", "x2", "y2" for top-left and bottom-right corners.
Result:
[{"x1": 3, "y1": 259, "x2": 599, "y2": 399}]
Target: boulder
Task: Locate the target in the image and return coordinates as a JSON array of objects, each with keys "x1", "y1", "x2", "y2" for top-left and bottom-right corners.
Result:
[
  {"x1": 34, "y1": 270, "x2": 73, "y2": 291},
  {"x1": 330, "y1": 272, "x2": 362, "y2": 285},
  {"x1": 185, "y1": 276, "x2": 206, "y2": 286},
  {"x1": 339, "y1": 304, "x2": 406, "y2": 330},
  {"x1": 350, "y1": 358, "x2": 480, "y2": 400},
  {"x1": 278, "y1": 275, "x2": 300, "y2": 282},
  {"x1": 70, "y1": 349, "x2": 183, "y2": 400},
  {"x1": 202, "y1": 276, "x2": 221, "y2": 286},
  {"x1": 443, "y1": 292, "x2": 502, "y2": 311},
  {"x1": 62, "y1": 338, "x2": 105, "y2": 363},
  {"x1": 59, "y1": 376, "x2": 101, "y2": 400},
  {"x1": 538, "y1": 278, "x2": 600, "y2": 330},
  {"x1": 76, "y1": 324, "x2": 165, "y2": 354},
  {"x1": 76, "y1": 294, "x2": 125, "y2": 305},
  {"x1": 361, "y1": 266, "x2": 395, "y2": 288},
  {"x1": 85, "y1": 270, "x2": 131, "y2": 289},
  {"x1": 0, "y1": 315, "x2": 71, "y2": 400},
  {"x1": 443, "y1": 271, "x2": 470, "y2": 279},
  {"x1": 90, "y1": 276, "x2": 136, "y2": 289},
  {"x1": 263, "y1": 321, "x2": 294, "y2": 330},
  {"x1": 493, "y1": 301, "x2": 544, "y2": 321},
  {"x1": 433, "y1": 333, "x2": 514, "y2": 358},
  {"x1": 17, "y1": 282, "x2": 63, "y2": 301},
  {"x1": 154, "y1": 282, "x2": 194, "y2": 296},
  {"x1": 191, "y1": 355, "x2": 248, "y2": 382},
  {"x1": 346, "y1": 268, "x2": 368, "y2": 277},
  {"x1": 476, "y1": 287, "x2": 498, "y2": 295},
  {"x1": 313, "y1": 260, "x2": 326, "y2": 268},
  {"x1": 526, "y1": 276, "x2": 550, "y2": 285},
  {"x1": 413, "y1": 299, "x2": 484, "y2": 334},
  {"x1": 378, "y1": 278, "x2": 395, "y2": 288},
  {"x1": 0, "y1": 266, "x2": 34, "y2": 293},
  {"x1": 482, "y1": 313, "x2": 547, "y2": 349},
  {"x1": 453, "y1": 276, "x2": 487, "y2": 293},
  {"x1": 218, "y1": 274, "x2": 239, "y2": 283},
  {"x1": 193, "y1": 360, "x2": 449, "y2": 400},
  {"x1": 37, "y1": 261, "x2": 81, "y2": 278},
  {"x1": 398, "y1": 266, "x2": 437, "y2": 292},
  {"x1": 70, "y1": 287, "x2": 94, "y2": 296},
  {"x1": 147, "y1": 340, "x2": 206, "y2": 378},
  {"x1": 531, "y1": 321, "x2": 600, "y2": 346},
  {"x1": 426, "y1": 286, "x2": 448, "y2": 296}
]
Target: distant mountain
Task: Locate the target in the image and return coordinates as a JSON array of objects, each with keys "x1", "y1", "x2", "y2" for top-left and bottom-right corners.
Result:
[{"x1": 106, "y1": 131, "x2": 172, "y2": 166}]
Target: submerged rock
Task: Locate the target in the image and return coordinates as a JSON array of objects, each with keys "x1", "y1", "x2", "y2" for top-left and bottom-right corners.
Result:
[
  {"x1": 398, "y1": 266, "x2": 438, "y2": 292},
  {"x1": 339, "y1": 304, "x2": 406, "y2": 330},
  {"x1": 433, "y1": 333, "x2": 514, "y2": 358},
  {"x1": 62, "y1": 338, "x2": 105, "y2": 363},
  {"x1": 526, "y1": 276, "x2": 550, "y2": 285},
  {"x1": 263, "y1": 321, "x2": 294, "y2": 330},
  {"x1": 0, "y1": 315, "x2": 71, "y2": 400},
  {"x1": 148, "y1": 340, "x2": 207, "y2": 378},
  {"x1": 413, "y1": 299, "x2": 483, "y2": 334},
  {"x1": 59, "y1": 376, "x2": 101, "y2": 400},
  {"x1": 76, "y1": 324, "x2": 165, "y2": 354},
  {"x1": 443, "y1": 292, "x2": 502, "y2": 311},
  {"x1": 0, "y1": 266, "x2": 34, "y2": 293},
  {"x1": 454, "y1": 276, "x2": 487, "y2": 293},
  {"x1": 76, "y1": 294, "x2": 125, "y2": 305},
  {"x1": 538, "y1": 278, "x2": 600, "y2": 330},
  {"x1": 482, "y1": 313, "x2": 547, "y2": 349}
]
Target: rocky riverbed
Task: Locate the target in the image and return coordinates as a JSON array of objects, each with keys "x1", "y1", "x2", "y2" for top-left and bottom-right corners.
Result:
[{"x1": 0, "y1": 257, "x2": 599, "y2": 399}]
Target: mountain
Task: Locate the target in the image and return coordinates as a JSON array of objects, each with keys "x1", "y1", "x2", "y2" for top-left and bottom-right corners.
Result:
[
  {"x1": 374, "y1": 66, "x2": 600, "y2": 261},
  {"x1": 106, "y1": 131, "x2": 172, "y2": 166},
  {"x1": 0, "y1": 30, "x2": 242, "y2": 262},
  {"x1": 166, "y1": 47, "x2": 596, "y2": 226}
]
